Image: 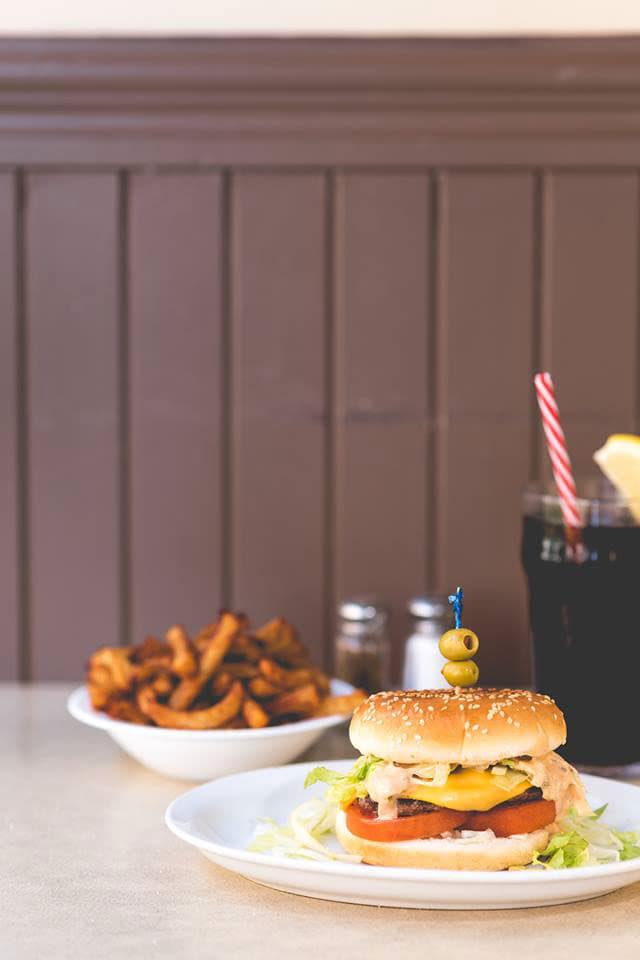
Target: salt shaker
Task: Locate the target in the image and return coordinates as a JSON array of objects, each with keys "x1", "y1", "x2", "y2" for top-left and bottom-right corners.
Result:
[
  {"x1": 401, "y1": 595, "x2": 452, "y2": 690},
  {"x1": 333, "y1": 597, "x2": 390, "y2": 694}
]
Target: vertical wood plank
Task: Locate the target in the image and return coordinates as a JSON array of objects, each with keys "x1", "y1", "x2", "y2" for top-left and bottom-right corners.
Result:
[
  {"x1": 542, "y1": 173, "x2": 638, "y2": 473},
  {"x1": 437, "y1": 172, "x2": 535, "y2": 685},
  {"x1": 231, "y1": 173, "x2": 326, "y2": 660},
  {"x1": 27, "y1": 174, "x2": 120, "y2": 680},
  {"x1": 129, "y1": 173, "x2": 224, "y2": 642},
  {"x1": 334, "y1": 173, "x2": 431, "y2": 677},
  {"x1": 0, "y1": 174, "x2": 19, "y2": 679}
]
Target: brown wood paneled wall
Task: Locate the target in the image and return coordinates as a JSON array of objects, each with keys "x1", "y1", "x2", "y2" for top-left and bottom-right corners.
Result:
[{"x1": 1, "y1": 38, "x2": 640, "y2": 683}]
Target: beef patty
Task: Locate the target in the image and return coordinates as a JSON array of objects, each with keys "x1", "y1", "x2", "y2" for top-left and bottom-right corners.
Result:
[{"x1": 355, "y1": 786, "x2": 543, "y2": 818}]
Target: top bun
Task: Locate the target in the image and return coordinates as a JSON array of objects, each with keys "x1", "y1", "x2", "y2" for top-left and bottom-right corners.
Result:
[{"x1": 349, "y1": 688, "x2": 566, "y2": 766}]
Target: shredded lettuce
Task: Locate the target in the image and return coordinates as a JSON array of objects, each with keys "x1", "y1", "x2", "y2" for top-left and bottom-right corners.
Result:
[
  {"x1": 409, "y1": 763, "x2": 452, "y2": 787},
  {"x1": 249, "y1": 756, "x2": 383, "y2": 859},
  {"x1": 304, "y1": 755, "x2": 383, "y2": 807},
  {"x1": 248, "y1": 797, "x2": 361, "y2": 862},
  {"x1": 489, "y1": 766, "x2": 530, "y2": 792},
  {"x1": 499, "y1": 758, "x2": 528, "y2": 771},
  {"x1": 533, "y1": 805, "x2": 640, "y2": 869}
]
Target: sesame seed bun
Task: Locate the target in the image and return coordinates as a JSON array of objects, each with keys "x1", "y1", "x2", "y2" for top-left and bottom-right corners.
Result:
[
  {"x1": 349, "y1": 688, "x2": 566, "y2": 766},
  {"x1": 335, "y1": 808, "x2": 551, "y2": 870}
]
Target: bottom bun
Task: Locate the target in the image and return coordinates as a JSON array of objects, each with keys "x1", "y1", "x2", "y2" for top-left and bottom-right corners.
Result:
[{"x1": 335, "y1": 809, "x2": 550, "y2": 871}]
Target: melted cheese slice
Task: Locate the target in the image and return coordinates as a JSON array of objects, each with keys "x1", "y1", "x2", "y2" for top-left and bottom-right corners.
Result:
[{"x1": 401, "y1": 769, "x2": 532, "y2": 811}]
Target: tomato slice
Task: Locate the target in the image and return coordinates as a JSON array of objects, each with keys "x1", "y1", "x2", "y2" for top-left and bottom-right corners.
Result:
[
  {"x1": 463, "y1": 799, "x2": 556, "y2": 837},
  {"x1": 345, "y1": 802, "x2": 466, "y2": 842}
]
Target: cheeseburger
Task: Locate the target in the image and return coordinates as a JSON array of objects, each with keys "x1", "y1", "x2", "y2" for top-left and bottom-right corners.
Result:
[{"x1": 324, "y1": 688, "x2": 590, "y2": 870}]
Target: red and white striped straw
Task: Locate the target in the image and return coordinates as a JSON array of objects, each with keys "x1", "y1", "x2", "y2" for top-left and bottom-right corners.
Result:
[{"x1": 534, "y1": 372, "x2": 582, "y2": 528}]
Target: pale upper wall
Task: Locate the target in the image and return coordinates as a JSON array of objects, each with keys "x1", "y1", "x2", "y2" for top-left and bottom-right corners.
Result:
[{"x1": 3, "y1": 0, "x2": 640, "y2": 36}]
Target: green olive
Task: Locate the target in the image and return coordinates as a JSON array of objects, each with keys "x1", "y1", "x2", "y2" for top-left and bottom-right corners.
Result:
[
  {"x1": 438, "y1": 628, "x2": 479, "y2": 661},
  {"x1": 442, "y1": 659, "x2": 479, "y2": 688}
]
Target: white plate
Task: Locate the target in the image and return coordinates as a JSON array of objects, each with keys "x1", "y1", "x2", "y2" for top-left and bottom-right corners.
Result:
[
  {"x1": 67, "y1": 681, "x2": 355, "y2": 781},
  {"x1": 165, "y1": 760, "x2": 640, "y2": 909}
]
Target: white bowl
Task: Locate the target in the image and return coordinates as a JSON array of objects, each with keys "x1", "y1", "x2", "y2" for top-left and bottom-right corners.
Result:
[{"x1": 67, "y1": 680, "x2": 356, "y2": 781}]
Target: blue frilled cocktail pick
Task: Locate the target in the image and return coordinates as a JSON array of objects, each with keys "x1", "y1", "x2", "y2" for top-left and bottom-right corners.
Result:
[{"x1": 448, "y1": 586, "x2": 464, "y2": 629}]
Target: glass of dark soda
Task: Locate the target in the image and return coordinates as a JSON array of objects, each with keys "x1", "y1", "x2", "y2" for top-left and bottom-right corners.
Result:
[{"x1": 522, "y1": 480, "x2": 640, "y2": 774}]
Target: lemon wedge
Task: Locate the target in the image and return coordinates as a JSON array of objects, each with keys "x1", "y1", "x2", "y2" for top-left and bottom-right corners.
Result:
[{"x1": 593, "y1": 434, "x2": 640, "y2": 521}]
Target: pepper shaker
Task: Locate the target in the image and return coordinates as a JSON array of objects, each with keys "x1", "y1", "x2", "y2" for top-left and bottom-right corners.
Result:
[{"x1": 333, "y1": 597, "x2": 390, "y2": 695}]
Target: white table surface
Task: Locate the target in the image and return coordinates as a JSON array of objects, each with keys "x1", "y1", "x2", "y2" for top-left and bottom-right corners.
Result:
[{"x1": 3, "y1": 684, "x2": 640, "y2": 960}]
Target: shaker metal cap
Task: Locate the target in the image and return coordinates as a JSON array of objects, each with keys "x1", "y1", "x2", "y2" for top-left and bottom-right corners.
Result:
[
  {"x1": 338, "y1": 596, "x2": 388, "y2": 622},
  {"x1": 407, "y1": 595, "x2": 449, "y2": 620}
]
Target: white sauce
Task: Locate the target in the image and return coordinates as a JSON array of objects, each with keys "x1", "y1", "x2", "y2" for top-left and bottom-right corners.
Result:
[
  {"x1": 515, "y1": 752, "x2": 590, "y2": 819},
  {"x1": 365, "y1": 763, "x2": 413, "y2": 819}
]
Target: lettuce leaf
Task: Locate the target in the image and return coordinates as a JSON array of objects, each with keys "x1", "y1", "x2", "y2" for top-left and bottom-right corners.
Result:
[
  {"x1": 613, "y1": 830, "x2": 640, "y2": 861},
  {"x1": 304, "y1": 755, "x2": 382, "y2": 807},
  {"x1": 248, "y1": 797, "x2": 361, "y2": 863},
  {"x1": 533, "y1": 804, "x2": 640, "y2": 869}
]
